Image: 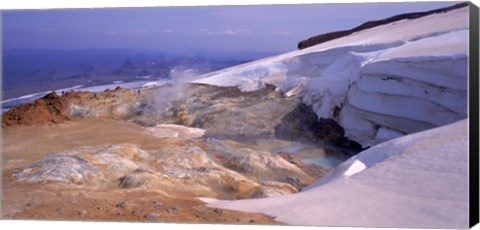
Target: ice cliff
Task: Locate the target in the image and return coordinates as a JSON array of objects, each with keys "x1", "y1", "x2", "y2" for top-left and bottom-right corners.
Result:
[
  {"x1": 199, "y1": 4, "x2": 471, "y2": 228},
  {"x1": 194, "y1": 6, "x2": 469, "y2": 147}
]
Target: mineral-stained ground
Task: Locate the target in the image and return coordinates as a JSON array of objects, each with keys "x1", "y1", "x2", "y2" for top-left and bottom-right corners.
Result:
[{"x1": 2, "y1": 83, "x2": 360, "y2": 224}]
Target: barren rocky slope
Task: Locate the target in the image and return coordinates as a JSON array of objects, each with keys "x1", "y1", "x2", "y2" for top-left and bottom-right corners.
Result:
[{"x1": 2, "y1": 83, "x2": 353, "y2": 223}]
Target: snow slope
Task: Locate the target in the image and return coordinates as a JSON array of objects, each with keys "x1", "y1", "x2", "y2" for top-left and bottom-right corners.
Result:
[
  {"x1": 194, "y1": 6, "x2": 469, "y2": 147},
  {"x1": 202, "y1": 118, "x2": 469, "y2": 228},
  {"x1": 198, "y1": 5, "x2": 470, "y2": 228}
]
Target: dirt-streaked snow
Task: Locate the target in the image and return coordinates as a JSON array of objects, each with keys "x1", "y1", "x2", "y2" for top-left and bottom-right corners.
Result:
[
  {"x1": 202, "y1": 118, "x2": 469, "y2": 228},
  {"x1": 194, "y1": 7, "x2": 468, "y2": 147}
]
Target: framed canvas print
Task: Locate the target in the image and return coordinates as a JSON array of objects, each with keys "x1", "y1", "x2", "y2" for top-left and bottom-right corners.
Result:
[{"x1": 1, "y1": 0, "x2": 479, "y2": 229}]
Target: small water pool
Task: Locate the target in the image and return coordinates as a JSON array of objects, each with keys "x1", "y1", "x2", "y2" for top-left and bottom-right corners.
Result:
[
  {"x1": 301, "y1": 156, "x2": 345, "y2": 168},
  {"x1": 272, "y1": 145, "x2": 304, "y2": 154}
]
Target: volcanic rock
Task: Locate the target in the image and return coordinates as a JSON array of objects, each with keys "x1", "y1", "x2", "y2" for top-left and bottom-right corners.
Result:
[
  {"x1": 223, "y1": 148, "x2": 314, "y2": 190},
  {"x1": 3, "y1": 92, "x2": 70, "y2": 126},
  {"x1": 14, "y1": 153, "x2": 105, "y2": 185},
  {"x1": 14, "y1": 143, "x2": 309, "y2": 199}
]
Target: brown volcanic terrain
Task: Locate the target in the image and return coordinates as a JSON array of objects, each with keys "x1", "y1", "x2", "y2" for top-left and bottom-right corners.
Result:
[
  {"x1": 2, "y1": 92, "x2": 71, "y2": 126},
  {"x1": 2, "y1": 119, "x2": 280, "y2": 224},
  {"x1": 2, "y1": 83, "x2": 355, "y2": 224}
]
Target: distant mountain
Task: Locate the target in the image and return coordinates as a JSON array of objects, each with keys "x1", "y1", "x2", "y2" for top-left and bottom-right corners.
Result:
[
  {"x1": 120, "y1": 59, "x2": 139, "y2": 69},
  {"x1": 2, "y1": 49, "x2": 255, "y2": 100}
]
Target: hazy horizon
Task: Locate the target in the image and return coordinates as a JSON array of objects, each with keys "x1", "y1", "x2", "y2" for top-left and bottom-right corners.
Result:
[{"x1": 3, "y1": 2, "x2": 457, "y2": 54}]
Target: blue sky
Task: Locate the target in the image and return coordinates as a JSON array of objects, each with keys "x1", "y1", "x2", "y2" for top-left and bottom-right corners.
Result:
[{"x1": 2, "y1": 2, "x2": 457, "y2": 54}]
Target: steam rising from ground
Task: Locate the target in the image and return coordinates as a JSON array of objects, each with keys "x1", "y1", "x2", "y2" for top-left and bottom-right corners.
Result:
[{"x1": 152, "y1": 67, "x2": 202, "y2": 114}]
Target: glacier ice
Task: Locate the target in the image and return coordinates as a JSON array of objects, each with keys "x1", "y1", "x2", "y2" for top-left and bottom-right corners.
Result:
[{"x1": 194, "y1": 7, "x2": 468, "y2": 147}]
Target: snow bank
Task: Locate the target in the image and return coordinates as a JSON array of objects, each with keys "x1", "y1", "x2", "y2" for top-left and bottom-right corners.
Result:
[
  {"x1": 194, "y1": 7, "x2": 469, "y2": 147},
  {"x1": 197, "y1": 7, "x2": 470, "y2": 228},
  {"x1": 145, "y1": 124, "x2": 206, "y2": 139},
  {"x1": 202, "y1": 119, "x2": 469, "y2": 228}
]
